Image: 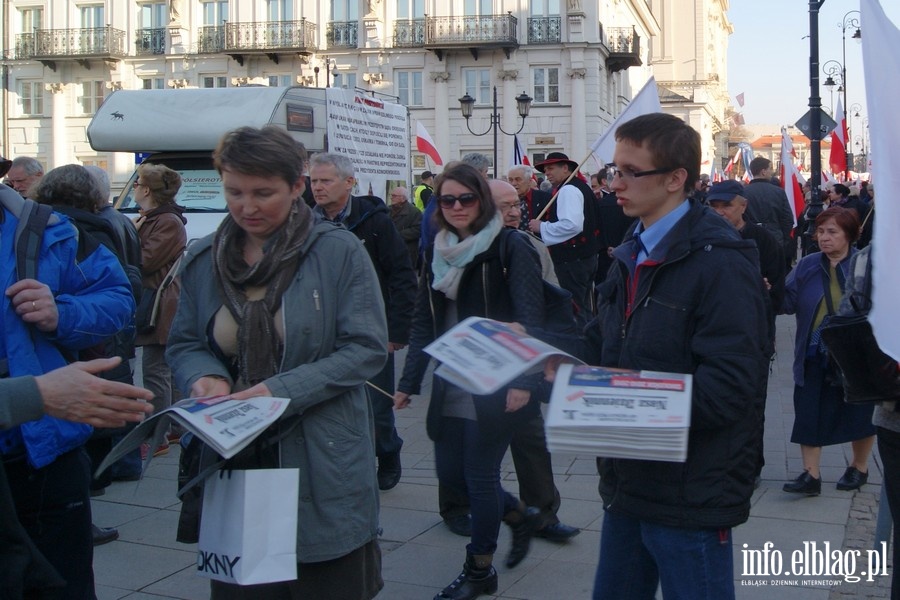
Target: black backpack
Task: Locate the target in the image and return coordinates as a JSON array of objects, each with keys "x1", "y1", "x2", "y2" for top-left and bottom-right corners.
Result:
[{"x1": 497, "y1": 228, "x2": 577, "y2": 337}]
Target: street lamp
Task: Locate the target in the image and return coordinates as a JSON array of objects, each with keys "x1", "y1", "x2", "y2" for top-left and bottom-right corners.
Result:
[
  {"x1": 837, "y1": 10, "x2": 860, "y2": 178},
  {"x1": 804, "y1": 0, "x2": 825, "y2": 256},
  {"x1": 458, "y1": 86, "x2": 532, "y2": 179},
  {"x1": 822, "y1": 59, "x2": 843, "y2": 116}
]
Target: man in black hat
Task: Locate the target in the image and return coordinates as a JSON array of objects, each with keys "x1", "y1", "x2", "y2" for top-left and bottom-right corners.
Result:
[
  {"x1": 707, "y1": 179, "x2": 784, "y2": 488},
  {"x1": 527, "y1": 152, "x2": 599, "y2": 324}
]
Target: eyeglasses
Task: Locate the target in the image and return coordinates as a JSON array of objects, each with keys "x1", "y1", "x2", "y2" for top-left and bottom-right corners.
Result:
[
  {"x1": 605, "y1": 163, "x2": 676, "y2": 180},
  {"x1": 437, "y1": 193, "x2": 479, "y2": 209},
  {"x1": 133, "y1": 180, "x2": 145, "y2": 189}
]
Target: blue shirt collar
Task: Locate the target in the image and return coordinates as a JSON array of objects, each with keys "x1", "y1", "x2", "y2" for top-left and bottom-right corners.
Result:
[{"x1": 634, "y1": 199, "x2": 690, "y2": 263}]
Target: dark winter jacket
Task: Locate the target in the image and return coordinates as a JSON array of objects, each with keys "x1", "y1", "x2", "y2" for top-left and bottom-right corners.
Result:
[
  {"x1": 742, "y1": 178, "x2": 794, "y2": 249},
  {"x1": 398, "y1": 228, "x2": 545, "y2": 440},
  {"x1": 781, "y1": 249, "x2": 856, "y2": 387},
  {"x1": 343, "y1": 195, "x2": 417, "y2": 345},
  {"x1": 588, "y1": 199, "x2": 769, "y2": 530}
]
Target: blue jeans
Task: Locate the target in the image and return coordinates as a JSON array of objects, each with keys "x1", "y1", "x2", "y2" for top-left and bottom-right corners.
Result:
[
  {"x1": 593, "y1": 511, "x2": 734, "y2": 600},
  {"x1": 434, "y1": 417, "x2": 518, "y2": 556}
]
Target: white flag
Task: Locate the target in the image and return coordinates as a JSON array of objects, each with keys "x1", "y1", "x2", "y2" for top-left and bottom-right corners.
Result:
[
  {"x1": 589, "y1": 77, "x2": 662, "y2": 164},
  {"x1": 862, "y1": 0, "x2": 900, "y2": 361}
]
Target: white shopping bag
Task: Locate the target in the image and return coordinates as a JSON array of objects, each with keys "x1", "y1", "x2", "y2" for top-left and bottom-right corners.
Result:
[{"x1": 197, "y1": 468, "x2": 299, "y2": 585}]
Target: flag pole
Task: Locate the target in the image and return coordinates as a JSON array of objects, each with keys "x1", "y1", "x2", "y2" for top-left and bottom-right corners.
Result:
[{"x1": 533, "y1": 149, "x2": 597, "y2": 222}]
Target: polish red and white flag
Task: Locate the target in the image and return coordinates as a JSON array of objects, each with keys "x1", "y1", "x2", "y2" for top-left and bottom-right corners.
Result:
[
  {"x1": 828, "y1": 98, "x2": 848, "y2": 179},
  {"x1": 416, "y1": 121, "x2": 443, "y2": 166}
]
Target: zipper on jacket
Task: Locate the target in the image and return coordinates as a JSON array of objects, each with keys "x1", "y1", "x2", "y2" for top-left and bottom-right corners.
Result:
[
  {"x1": 482, "y1": 263, "x2": 490, "y2": 317},
  {"x1": 313, "y1": 289, "x2": 320, "y2": 311}
]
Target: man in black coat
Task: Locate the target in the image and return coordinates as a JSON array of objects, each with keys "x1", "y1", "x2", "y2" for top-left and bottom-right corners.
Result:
[
  {"x1": 707, "y1": 180, "x2": 785, "y2": 485},
  {"x1": 742, "y1": 156, "x2": 795, "y2": 267},
  {"x1": 577, "y1": 114, "x2": 768, "y2": 599},
  {"x1": 310, "y1": 153, "x2": 417, "y2": 491},
  {"x1": 507, "y1": 165, "x2": 550, "y2": 231}
]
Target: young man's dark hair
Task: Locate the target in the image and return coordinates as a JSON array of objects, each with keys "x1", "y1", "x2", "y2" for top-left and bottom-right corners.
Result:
[
  {"x1": 749, "y1": 156, "x2": 771, "y2": 177},
  {"x1": 615, "y1": 113, "x2": 700, "y2": 193}
]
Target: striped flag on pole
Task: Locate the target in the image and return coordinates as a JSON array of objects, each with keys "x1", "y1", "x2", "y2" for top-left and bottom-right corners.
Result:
[
  {"x1": 512, "y1": 134, "x2": 530, "y2": 167},
  {"x1": 416, "y1": 121, "x2": 443, "y2": 166},
  {"x1": 780, "y1": 127, "x2": 804, "y2": 225}
]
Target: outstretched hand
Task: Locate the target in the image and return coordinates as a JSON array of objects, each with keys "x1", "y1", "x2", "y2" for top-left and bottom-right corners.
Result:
[{"x1": 37, "y1": 357, "x2": 154, "y2": 428}]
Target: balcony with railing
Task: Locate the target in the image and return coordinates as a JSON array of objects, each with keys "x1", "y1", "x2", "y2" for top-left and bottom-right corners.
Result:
[
  {"x1": 197, "y1": 25, "x2": 225, "y2": 53},
  {"x1": 27, "y1": 26, "x2": 126, "y2": 69},
  {"x1": 327, "y1": 21, "x2": 358, "y2": 49},
  {"x1": 222, "y1": 19, "x2": 318, "y2": 64},
  {"x1": 393, "y1": 19, "x2": 425, "y2": 47},
  {"x1": 136, "y1": 27, "x2": 166, "y2": 55},
  {"x1": 14, "y1": 33, "x2": 35, "y2": 59},
  {"x1": 526, "y1": 16, "x2": 561, "y2": 44},
  {"x1": 424, "y1": 14, "x2": 518, "y2": 60},
  {"x1": 604, "y1": 26, "x2": 641, "y2": 72}
]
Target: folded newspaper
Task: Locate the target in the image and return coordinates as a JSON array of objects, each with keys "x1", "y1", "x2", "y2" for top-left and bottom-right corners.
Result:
[
  {"x1": 545, "y1": 364, "x2": 693, "y2": 462},
  {"x1": 96, "y1": 395, "x2": 290, "y2": 476},
  {"x1": 424, "y1": 316, "x2": 584, "y2": 395}
]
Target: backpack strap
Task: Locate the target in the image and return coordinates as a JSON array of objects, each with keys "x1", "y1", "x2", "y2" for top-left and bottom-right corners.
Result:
[{"x1": 14, "y1": 199, "x2": 53, "y2": 282}]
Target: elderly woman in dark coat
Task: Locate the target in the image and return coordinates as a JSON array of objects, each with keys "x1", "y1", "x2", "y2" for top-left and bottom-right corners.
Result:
[{"x1": 781, "y1": 206, "x2": 875, "y2": 496}]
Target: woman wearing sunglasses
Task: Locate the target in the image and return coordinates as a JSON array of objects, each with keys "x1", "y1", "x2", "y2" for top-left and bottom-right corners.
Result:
[{"x1": 394, "y1": 162, "x2": 545, "y2": 600}]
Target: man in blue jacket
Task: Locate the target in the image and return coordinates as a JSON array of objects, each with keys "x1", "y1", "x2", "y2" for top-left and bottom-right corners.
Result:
[
  {"x1": 585, "y1": 113, "x2": 769, "y2": 599},
  {"x1": 0, "y1": 184, "x2": 134, "y2": 600}
]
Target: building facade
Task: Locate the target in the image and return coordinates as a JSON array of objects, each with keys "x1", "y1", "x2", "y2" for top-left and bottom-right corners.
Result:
[{"x1": 1, "y1": 1, "x2": 728, "y2": 190}]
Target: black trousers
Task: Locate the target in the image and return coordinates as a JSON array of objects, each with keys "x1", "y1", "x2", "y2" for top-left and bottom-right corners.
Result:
[
  {"x1": 6, "y1": 447, "x2": 95, "y2": 600},
  {"x1": 367, "y1": 353, "x2": 403, "y2": 459},
  {"x1": 439, "y1": 411, "x2": 561, "y2": 528},
  {"x1": 877, "y1": 426, "x2": 900, "y2": 600}
]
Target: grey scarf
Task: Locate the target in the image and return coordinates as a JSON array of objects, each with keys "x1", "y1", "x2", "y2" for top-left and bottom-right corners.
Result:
[{"x1": 212, "y1": 199, "x2": 313, "y2": 385}]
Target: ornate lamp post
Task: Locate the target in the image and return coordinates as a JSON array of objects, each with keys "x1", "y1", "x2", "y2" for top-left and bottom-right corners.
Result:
[{"x1": 458, "y1": 86, "x2": 533, "y2": 179}]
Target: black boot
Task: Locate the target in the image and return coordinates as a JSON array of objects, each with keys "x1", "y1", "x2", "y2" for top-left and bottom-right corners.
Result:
[
  {"x1": 504, "y1": 506, "x2": 540, "y2": 568},
  {"x1": 433, "y1": 554, "x2": 498, "y2": 600}
]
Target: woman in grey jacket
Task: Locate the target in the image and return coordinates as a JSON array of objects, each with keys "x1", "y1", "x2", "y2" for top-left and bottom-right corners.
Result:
[{"x1": 166, "y1": 126, "x2": 388, "y2": 600}]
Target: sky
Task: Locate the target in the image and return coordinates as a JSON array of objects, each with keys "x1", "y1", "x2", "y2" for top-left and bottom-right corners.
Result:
[{"x1": 726, "y1": 0, "x2": 900, "y2": 134}]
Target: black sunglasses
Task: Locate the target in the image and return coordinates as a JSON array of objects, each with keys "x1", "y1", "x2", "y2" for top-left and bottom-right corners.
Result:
[{"x1": 437, "y1": 193, "x2": 479, "y2": 209}]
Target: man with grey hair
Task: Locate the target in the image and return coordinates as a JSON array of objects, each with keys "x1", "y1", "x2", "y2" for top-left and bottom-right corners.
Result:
[
  {"x1": 6, "y1": 157, "x2": 44, "y2": 198},
  {"x1": 388, "y1": 186, "x2": 422, "y2": 268},
  {"x1": 310, "y1": 153, "x2": 417, "y2": 490},
  {"x1": 508, "y1": 164, "x2": 551, "y2": 231},
  {"x1": 461, "y1": 152, "x2": 491, "y2": 178}
]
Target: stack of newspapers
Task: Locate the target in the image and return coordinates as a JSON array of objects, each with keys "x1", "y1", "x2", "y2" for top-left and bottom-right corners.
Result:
[{"x1": 545, "y1": 364, "x2": 692, "y2": 463}]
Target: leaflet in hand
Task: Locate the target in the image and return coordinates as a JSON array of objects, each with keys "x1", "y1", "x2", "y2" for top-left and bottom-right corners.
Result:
[
  {"x1": 545, "y1": 364, "x2": 692, "y2": 462},
  {"x1": 424, "y1": 316, "x2": 583, "y2": 395},
  {"x1": 96, "y1": 395, "x2": 290, "y2": 477}
]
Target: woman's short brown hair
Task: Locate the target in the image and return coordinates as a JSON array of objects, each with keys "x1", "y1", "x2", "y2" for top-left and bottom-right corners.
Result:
[
  {"x1": 213, "y1": 125, "x2": 307, "y2": 187},
  {"x1": 432, "y1": 163, "x2": 497, "y2": 236},
  {"x1": 137, "y1": 163, "x2": 182, "y2": 206},
  {"x1": 815, "y1": 206, "x2": 860, "y2": 244}
]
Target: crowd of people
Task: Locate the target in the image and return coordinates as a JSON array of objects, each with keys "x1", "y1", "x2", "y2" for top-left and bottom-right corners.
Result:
[{"x1": 1, "y1": 108, "x2": 896, "y2": 600}]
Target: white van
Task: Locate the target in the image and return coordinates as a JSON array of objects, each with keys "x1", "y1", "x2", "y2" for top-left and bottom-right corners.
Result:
[{"x1": 88, "y1": 86, "x2": 328, "y2": 245}]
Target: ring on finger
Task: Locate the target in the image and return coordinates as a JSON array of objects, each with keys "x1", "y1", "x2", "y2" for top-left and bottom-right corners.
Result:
[{"x1": 31, "y1": 300, "x2": 36, "y2": 311}]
